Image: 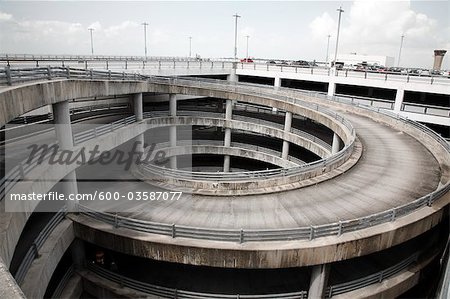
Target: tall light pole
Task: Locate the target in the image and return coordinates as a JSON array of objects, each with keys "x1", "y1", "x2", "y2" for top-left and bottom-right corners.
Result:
[
  {"x1": 245, "y1": 35, "x2": 250, "y2": 61},
  {"x1": 233, "y1": 13, "x2": 241, "y2": 60},
  {"x1": 88, "y1": 28, "x2": 94, "y2": 55},
  {"x1": 189, "y1": 36, "x2": 192, "y2": 58},
  {"x1": 333, "y1": 6, "x2": 344, "y2": 67},
  {"x1": 142, "y1": 22, "x2": 149, "y2": 59},
  {"x1": 326, "y1": 34, "x2": 331, "y2": 64},
  {"x1": 397, "y1": 34, "x2": 405, "y2": 67}
]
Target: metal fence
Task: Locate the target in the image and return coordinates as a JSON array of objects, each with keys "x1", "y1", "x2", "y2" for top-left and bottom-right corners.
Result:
[
  {"x1": 73, "y1": 115, "x2": 136, "y2": 144},
  {"x1": 86, "y1": 263, "x2": 308, "y2": 299},
  {"x1": 325, "y1": 252, "x2": 420, "y2": 297},
  {"x1": 85, "y1": 251, "x2": 419, "y2": 299},
  {"x1": 14, "y1": 207, "x2": 67, "y2": 285},
  {"x1": 51, "y1": 265, "x2": 74, "y2": 299}
]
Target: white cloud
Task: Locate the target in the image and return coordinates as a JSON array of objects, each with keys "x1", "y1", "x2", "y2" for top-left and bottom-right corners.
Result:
[
  {"x1": 309, "y1": 12, "x2": 335, "y2": 41},
  {"x1": 0, "y1": 11, "x2": 13, "y2": 22},
  {"x1": 308, "y1": 0, "x2": 449, "y2": 67}
]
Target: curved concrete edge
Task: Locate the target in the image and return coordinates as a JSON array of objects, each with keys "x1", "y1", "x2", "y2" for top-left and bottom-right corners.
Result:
[
  {"x1": 21, "y1": 219, "x2": 74, "y2": 298},
  {"x1": 332, "y1": 250, "x2": 439, "y2": 299},
  {"x1": 69, "y1": 191, "x2": 449, "y2": 268},
  {"x1": 0, "y1": 256, "x2": 26, "y2": 299},
  {"x1": 146, "y1": 116, "x2": 332, "y2": 159},
  {"x1": 147, "y1": 144, "x2": 299, "y2": 168},
  {"x1": 133, "y1": 137, "x2": 362, "y2": 196}
]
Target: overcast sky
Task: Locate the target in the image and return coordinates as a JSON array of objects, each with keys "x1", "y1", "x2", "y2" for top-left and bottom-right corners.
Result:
[{"x1": 0, "y1": 1, "x2": 448, "y2": 68}]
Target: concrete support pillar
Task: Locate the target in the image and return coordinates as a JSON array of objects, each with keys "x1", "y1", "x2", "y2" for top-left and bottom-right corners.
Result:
[
  {"x1": 332, "y1": 133, "x2": 341, "y2": 154},
  {"x1": 169, "y1": 94, "x2": 177, "y2": 169},
  {"x1": 133, "y1": 93, "x2": 143, "y2": 121},
  {"x1": 133, "y1": 93, "x2": 144, "y2": 156},
  {"x1": 394, "y1": 88, "x2": 404, "y2": 113},
  {"x1": 327, "y1": 81, "x2": 336, "y2": 97},
  {"x1": 53, "y1": 101, "x2": 74, "y2": 149},
  {"x1": 281, "y1": 112, "x2": 292, "y2": 160},
  {"x1": 368, "y1": 87, "x2": 374, "y2": 97},
  {"x1": 228, "y1": 65, "x2": 238, "y2": 82},
  {"x1": 71, "y1": 239, "x2": 86, "y2": 270},
  {"x1": 223, "y1": 99, "x2": 233, "y2": 172},
  {"x1": 274, "y1": 77, "x2": 281, "y2": 89},
  {"x1": 52, "y1": 100, "x2": 78, "y2": 211},
  {"x1": 308, "y1": 264, "x2": 330, "y2": 299}
]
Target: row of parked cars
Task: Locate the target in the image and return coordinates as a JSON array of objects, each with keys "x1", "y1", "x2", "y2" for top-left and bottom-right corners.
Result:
[
  {"x1": 350, "y1": 64, "x2": 450, "y2": 77},
  {"x1": 238, "y1": 58, "x2": 450, "y2": 77}
]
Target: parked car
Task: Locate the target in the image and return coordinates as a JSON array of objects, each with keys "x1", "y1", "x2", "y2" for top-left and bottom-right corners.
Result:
[{"x1": 240, "y1": 58, "x2": 254, "y2": 63}]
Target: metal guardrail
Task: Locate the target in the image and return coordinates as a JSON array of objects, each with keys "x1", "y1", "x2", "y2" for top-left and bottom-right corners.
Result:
[
  {"x1": 86, "y1": 263, "x2": 308, "y2": 299},
  {"x1": 325, "y1": 252, "x2": 419, "y2": 297},
  {"x1": 51, "y1": 264, "x2": 75, "y2": 299},
  {"x1": 238, "y1": 62, "x2": 450, "y2": 85},
  {"x1": 0, "y1": 66, "x2": 147, "y2": 86},
  {"x1": 143, "y1": 139, "x2": 305, "y2": 167},
  {"x1": 73, "y1": 115, "x2": 136, "y2": 144},
  {"x1": 86, "y1": 252, "x2": 418, "y2": 298},
  {"x1": 14, "y1": 207, "x2": 67, "y2": 285},
  {"x1": 333, "y1": 93, "x2": 450, "y2": 118}
]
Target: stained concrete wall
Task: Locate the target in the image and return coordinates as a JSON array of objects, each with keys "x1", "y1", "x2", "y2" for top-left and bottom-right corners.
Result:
[{"x1": 0, "y1": 256, "x2": 25, "y2": 299}]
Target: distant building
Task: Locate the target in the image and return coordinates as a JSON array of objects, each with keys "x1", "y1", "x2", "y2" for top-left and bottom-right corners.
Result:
[{"x1": 336, "y1": 54, "x2": 395, "y2": 67}]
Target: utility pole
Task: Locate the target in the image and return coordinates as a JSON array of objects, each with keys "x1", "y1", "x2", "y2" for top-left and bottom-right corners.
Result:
[
  {"x1": 189, "y1": 36, "x2": 192, "y2": 58},
  {"x1": 333, "y1": 6, "x2": 344, "y2": 67},
  {"x1": 88, "y1": 28, "x2": 94, "y2": 55},
  {"x1": 233, "y1": 13, "x2": 241, "y2": 60},
  {"x1": 245, "y1": 35, "x2": 250, "y2": 61},
  {"x1": 142, "y1": 22, "x2": 149, "y2": 59},
  {"x1": 326, "y1": 34, "x2": 331, "y2": 64},
  {"x1": 397, "y1": 34, "x2": 405, "y2": 67}
]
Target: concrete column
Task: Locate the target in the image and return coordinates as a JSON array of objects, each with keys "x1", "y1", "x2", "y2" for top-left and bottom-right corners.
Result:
[
  {"x1": 70, "y1": 239, "x2": 86, "y2": 270},
  {"x1": 228, "y1": 62, "x2": 238, "y2": 82},
  {"x1": 223, "y1": 99, "x2": 233, "y2": 172},
  {"x1": 52, "y1": 101, "x2": 78, "y2": 211},
  {"x1": 368, "y1": 87, "x2": 374, "y2": 97},
  {"x1": 308, "y1": 264, "x2": 330, "y2": 299},
  {"x1": 281, "y1": 112, "x2": 292, "y2": 160},
  {"x1": 133, "y1": 93, "x2": 144, "y2": 156},
  {"x1": 169, "y1": 94, "x2": 177, "y2": 169},
  {"x1": 332, "y1": 133, "x2": 341, "y2": 154},
  {"x1": 327, "y1": 81, "x2": 336, "y2": 97},
  {"x1": 274, "y1": 77, "x2": 281, "y2": 89},
  {"x1": 394, "y1": 88, "x2": 404, "y2": 113},
  {"x1": 133, "y1": 93, "x2": 143, "y2": 121},
  {"x1": 53, "y1": 101, "x2": 74, "y2": 149}
]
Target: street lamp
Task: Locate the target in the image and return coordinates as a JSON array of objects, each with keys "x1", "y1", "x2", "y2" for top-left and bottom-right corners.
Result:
[
  {"x1": 245, "y1": 35, "x2": 250, "y2": 61},
  {"x1": 326, "y1": 34, "x2": 331, "y2": 64},
  {"x1": 88, "y1": 28, "x2": 94, "y2": 55},
  {"x1": 189, "y1": 36, "x2": 192, "y2": 58},
  {"x1": 233, "y1": 13, "x2": 241, "y2": 60},
  {"x1": 333, "y1": 6, "x2": 344, "y2": 68},
  {"x1": 397, "y1": 34, "x2": 405, "y2": 67},
  {"x1": 142, "y1": 22, "x2": 149, "y2": 59}
]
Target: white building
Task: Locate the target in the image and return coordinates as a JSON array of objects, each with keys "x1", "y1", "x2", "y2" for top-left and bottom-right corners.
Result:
[{"x1": 336, "y1": 54, "x2": 395, "y2": 67}]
